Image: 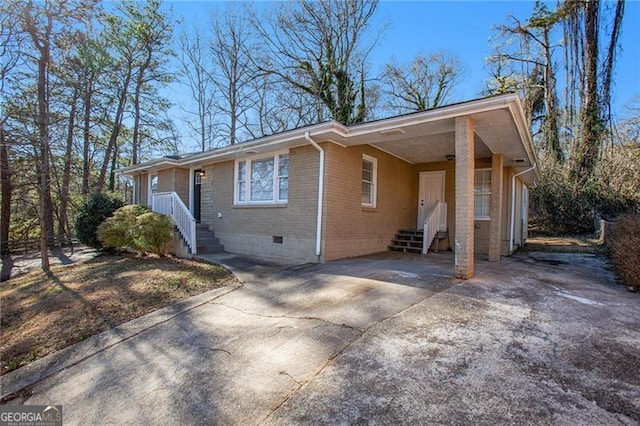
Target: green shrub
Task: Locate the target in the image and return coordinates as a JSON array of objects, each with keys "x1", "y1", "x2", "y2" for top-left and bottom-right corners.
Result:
[
  {"x1": 97, "y1": 205, "x2": 151, "y2": 252},
  {"x1": 75, "y1": 193, "x2": 125, "y2": 249},
  {"x1": 609, "y1": 214, "x2": 640, "y2": 291},
  {"x1": 584, "y1": 181, "x2": 640, "y2": 222},
  {"x1": 530, "y1": 163, "x2": 594, "y2": 235},
  {"x1": 134, "y1": 212, "x2": 174, "y2": 256}
]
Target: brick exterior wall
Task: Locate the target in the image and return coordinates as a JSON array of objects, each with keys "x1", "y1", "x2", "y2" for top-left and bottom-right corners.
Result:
[
  {"x1": 454, "y1": 116, "x2": 475, "y2": 279},
  {"x1": 489, "y1": 154, "x2": 504, "y2": 261},
  {"x1": 135, "y1": 174, "x2": 148, "y2": 206},
  {"x1": 322, "y1": 143, "x2": 416, "y2": 261},
  {"x1": 199, "y1": 145, "x2": 319, "y2": 263},
  {"x1": 133, "y1": 137, "x2": 527, "y2": 266},
  {"x1": 156, "y1": 168, "x2": 190, "y2": 206}
]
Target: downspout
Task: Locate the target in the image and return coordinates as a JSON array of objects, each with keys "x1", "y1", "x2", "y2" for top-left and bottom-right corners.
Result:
[
  {"x1": 304, "y1": 132, "x2": 324, "y2": 259},
  {"x1": 509, "y1": 165, "x2": 536, "y2": 253}
]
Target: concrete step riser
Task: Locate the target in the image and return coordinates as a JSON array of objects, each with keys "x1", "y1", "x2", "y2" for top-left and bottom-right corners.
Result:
[{"x1": 389, "y1": 228, "x2": 448, "y2": 254}]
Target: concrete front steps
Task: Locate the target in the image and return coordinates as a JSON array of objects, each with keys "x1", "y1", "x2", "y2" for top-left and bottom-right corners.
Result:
[
  {"x1": 388, "y1": 230, "x2": 424, "y2": 254},
  {"x1": 388, "y1": 229, "x2": 450, "y2": 254},
  {"x1": 196, "y1": 223, "x2": 225, "y2": 254}
]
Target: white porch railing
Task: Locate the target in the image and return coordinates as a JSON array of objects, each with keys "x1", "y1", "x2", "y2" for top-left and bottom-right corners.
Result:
[
  {"x1": 152, "y1": 192, "x2": 197, "y2": 254},
  {"x1": 422, "y1": 201, "x2": 447, "y2": 254}
]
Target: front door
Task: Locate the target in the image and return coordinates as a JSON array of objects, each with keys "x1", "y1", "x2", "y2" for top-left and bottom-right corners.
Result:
[
  {"x1": 417, "y1": 171, "x2": 445, "y2": 229},
  {"x1": 193, "y1": 169, "x2": 202, "y2": 223}
]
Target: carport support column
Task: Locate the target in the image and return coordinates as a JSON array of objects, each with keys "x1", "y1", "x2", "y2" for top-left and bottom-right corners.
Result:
[
  {"x1": 454, "y1": 116, "x2": 474, "y2": 279},
  {"x1": 489, "y1": 154, "x2": 504, "y2": 261}
]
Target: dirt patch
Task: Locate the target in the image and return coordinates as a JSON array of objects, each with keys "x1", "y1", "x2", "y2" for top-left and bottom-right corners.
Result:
[
  {"x1": 524, "y1": 235, "x2": 605, "y2": 254},
  {"x1": 0, "y1": 254, "x2": 234, "y2": 375}
]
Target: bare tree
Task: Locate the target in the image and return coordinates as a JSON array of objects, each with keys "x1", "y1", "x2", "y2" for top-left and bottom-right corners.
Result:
[
  {"x1": 381, "y1": 52, "x2": 463, "y2": 114},
  {"x1": 488, "y1": 4, "x2": 563, "y2": 162},
  {"x1": 483, "y1": 58, "x2": 520, "y2": 96},
  {"x1": 254, "y1": 0, "x2": 380, "y2": 125},
  {"x1": 600, "y1": 0, "x2": 625, "y2": 148},
  {"x1": 209, "y1": 6, "x2": 256, "y2": 146},
  {"x1": 246, "y1": 74, "x2": 321, "y2": 138},
  {"x1": 179, "y1": 26, "x2": 216, "y2": 152}
]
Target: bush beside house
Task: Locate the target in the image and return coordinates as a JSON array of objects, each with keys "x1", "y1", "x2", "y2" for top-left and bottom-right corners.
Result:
[
  {"x1": 74, "y1": 193, "x2": 125, "y2": 249},
  {"x1": 98, "y1": 206, "x2": 173, "y2": 256},
  {"x1": 609, "y1": 214, "x2": 640, "y2": 292},
  {"x1": 530, "y1": 156, "x2": 640, "y2": 236}
]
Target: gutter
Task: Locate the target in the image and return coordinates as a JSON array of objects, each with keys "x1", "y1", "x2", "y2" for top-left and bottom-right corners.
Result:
[
  {"x1": 304, "y1": 132, "x2": 324, "y2": 258},
  {"x1": 509, "y1": 165, "x2": 536, "y2": 253}
]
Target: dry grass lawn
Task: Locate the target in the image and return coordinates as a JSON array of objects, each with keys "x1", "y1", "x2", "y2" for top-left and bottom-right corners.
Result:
[{"x1": 0, "y1": 254, "x2": 233, "y2": 375}]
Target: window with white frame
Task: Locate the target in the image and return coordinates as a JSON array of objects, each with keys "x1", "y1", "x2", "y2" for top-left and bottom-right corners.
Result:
[
  {"x1": 361, "y1": 155, "x2": 377, "y2": 207},
  {"x1": 235, "y1": 153, "x2": 289, "y2": 204},
  {"x1": 474, "y1": 169, "x2": 491, "y2": 219}
]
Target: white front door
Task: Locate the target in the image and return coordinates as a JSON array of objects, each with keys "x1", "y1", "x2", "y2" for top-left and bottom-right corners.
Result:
[{"x1": 417, "y1": 171, "x2": 445, "y2": 229}]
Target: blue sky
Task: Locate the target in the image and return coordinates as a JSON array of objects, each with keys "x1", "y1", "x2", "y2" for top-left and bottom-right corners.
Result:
[
  {"x1": 167, "y1": 0, "x2": 640, "y2": 150},
  {"x1": 370, "y1": 1, "x2": 640, "y2": 117}
]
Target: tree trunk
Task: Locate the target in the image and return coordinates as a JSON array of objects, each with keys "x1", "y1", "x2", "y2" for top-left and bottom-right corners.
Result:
[
  {"x1": 0, "y1": 128, "x2": 11, "y2": 257},
  {"x1": 542, "y1": 27, "x2": 562, "y2": 163},
  {"x1": 572, "y1": 0, "x2": 601, "y2": 190},
  {"x1": 97, "y1": 67, "x2": 132, "y2": 192},
  {"x1": 82, "y1": 76, "x2": 93, "y2": 195},
  {"x1": 108, "y1": 143, "x2": 118, "y2": 191},
  {"x1": 59, "y1": 87, "x2": 78, "y2": 242},
  {"x1": 25, "y1": 0, "x2": 52, "y2": 271},
  {"x1": 132, "y1": 49, "x2": 152, "y2": 165},
  {"x1": 601, "y1": 0, "x2": 625, "y2": 148}
]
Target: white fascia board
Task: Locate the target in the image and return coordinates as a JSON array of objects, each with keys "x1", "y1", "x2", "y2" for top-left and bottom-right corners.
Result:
[
  {"x1": 118, "y1": 159, "x2": 179, "y2": 176},
  {"x1": 506, "y1": 97, "x2": 541, "y2": 181},
  {"x1": 179, "y1": 122, "x2": 346, "y2": 167},
  {"x1": 343, "y1": 93, "x2": 519, "y2": 140}
]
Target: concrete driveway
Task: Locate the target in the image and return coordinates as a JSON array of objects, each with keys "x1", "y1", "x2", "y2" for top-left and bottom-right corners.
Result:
[{"x1": 2, "y1": 251, "x2": 639, "y2": 424}]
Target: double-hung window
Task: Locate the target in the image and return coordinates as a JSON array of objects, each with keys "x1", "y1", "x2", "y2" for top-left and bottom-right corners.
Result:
[
  {"x1": 361, "y1": 155, "x2": 377, "y2": 207},
  {"x1": 474, "y1": 169, "x2": 491, "y2": 220},
  {"x1": 235, "y1": 152, "x2": 289, "y2": 204}
]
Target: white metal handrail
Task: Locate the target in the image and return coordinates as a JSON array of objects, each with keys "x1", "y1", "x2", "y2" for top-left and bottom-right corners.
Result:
[
  {"x1": 152, "y1": 192, "x2": 197, "y2": 254},
  {"x1": 422, "y1": 201, "x2": 447, "y2": 254}
]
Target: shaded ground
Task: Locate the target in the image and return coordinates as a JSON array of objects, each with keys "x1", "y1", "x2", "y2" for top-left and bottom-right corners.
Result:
[
  {"x1": 0, "y1": 246, "x2": 99, "y2": 282},
  {"x1": 2, "y1": 251, "x2": 638, "y2": 424},
  {"x1": 0, "y1": 254, "x2": 233, "y2": 374}
]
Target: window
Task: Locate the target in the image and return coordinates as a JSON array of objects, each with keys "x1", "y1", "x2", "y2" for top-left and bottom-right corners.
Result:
[
  {"x1": 235, "y1": 152, "x2": 289, "y2": 204},
  {"x1": 150, "y1": 174, "x2": 158, "y2": 194},
  {"x1": 277, "y1": 155, "x2": 289, "y2": 201},
  {"x1": 362, "y1": 155, "x2": 377, "y2": 207},
  {"x1": 148, "y1": 174, "x2": 158, "y2": 207},
  {"x1": 474, "y1": 169, "x2": 491, "y2": 219}
]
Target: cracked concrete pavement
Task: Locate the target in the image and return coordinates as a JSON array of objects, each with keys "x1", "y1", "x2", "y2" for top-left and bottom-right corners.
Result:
[{"x1": 2, "y1": 251, "x2": 639, "y2": 424}]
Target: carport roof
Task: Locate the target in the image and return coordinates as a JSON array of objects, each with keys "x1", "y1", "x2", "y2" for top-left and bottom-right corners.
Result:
[{"x1": 119, "y1": 93, "x2": 539, "y2": 184}]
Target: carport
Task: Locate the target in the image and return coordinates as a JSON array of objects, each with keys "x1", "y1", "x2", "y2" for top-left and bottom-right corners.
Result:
[{"x1": 328, "y1": 94, "x2": 539, "y2": 278}]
